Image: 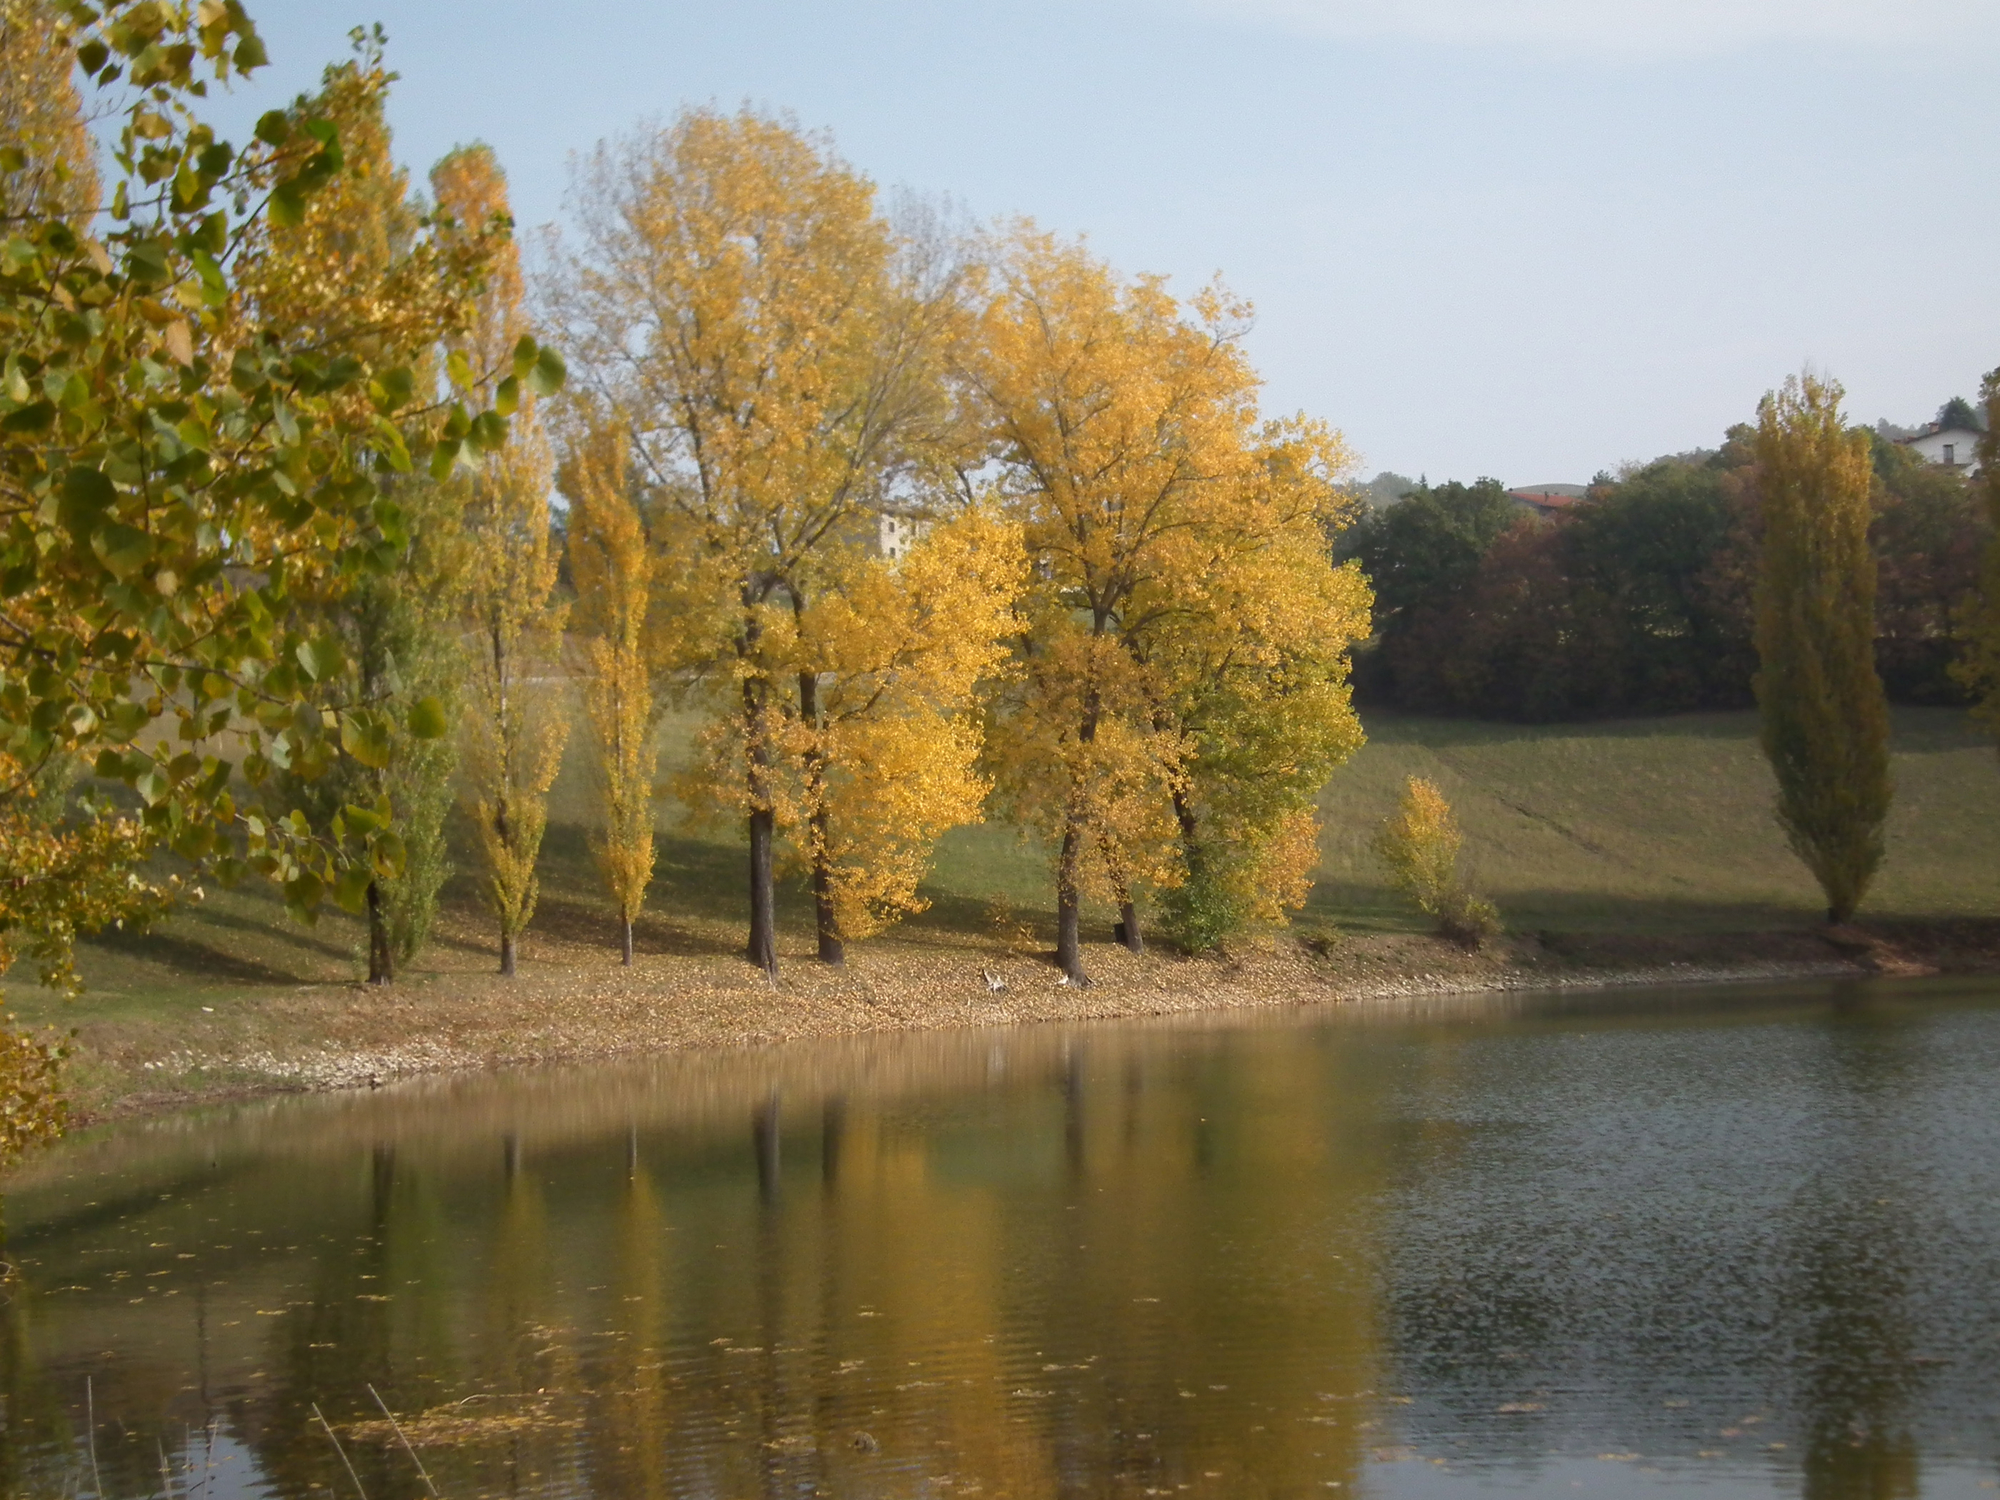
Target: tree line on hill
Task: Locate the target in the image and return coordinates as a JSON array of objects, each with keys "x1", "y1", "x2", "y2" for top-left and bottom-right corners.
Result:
[{"x1": 1342, "y1": 414, "x2": 1985, "y2": 721}]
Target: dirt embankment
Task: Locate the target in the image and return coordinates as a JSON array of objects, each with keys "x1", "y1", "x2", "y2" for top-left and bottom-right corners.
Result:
[{"x1": 57, "y1": 916, "x2": 2000, "y2": 1127}]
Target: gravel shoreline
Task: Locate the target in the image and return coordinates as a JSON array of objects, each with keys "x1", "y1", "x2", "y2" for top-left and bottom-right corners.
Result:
[{"x1": 62, "y1": 921, "x2": 1932, "y2": 1127}]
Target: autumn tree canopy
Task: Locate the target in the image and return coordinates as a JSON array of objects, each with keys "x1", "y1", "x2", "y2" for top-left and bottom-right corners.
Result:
[
  {"x1": 548, "y1": 107, "x2": 994, "y2": 975},
  {"x1": 970, "y1": 229, "x2": 1369, "y2": 981}
]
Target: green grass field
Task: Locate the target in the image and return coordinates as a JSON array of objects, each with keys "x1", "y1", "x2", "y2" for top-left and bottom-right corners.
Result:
[{"x1": 23, "y1": 705, "x2": 2000, "y2": 1028}]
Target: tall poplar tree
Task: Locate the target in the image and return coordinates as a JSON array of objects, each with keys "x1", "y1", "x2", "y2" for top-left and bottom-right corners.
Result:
[
  {"x1": 1752, "y1": 373, "x2": 1891, "y2": 923},
  {"x1": 549, "y1": 108, "x2": 973, "y2": 976},
  {"x1": 237, "y1": 35, "x2": 469, "y2": 982},
  {"x1": 434, "y1": 143, "x2": 569, "y2": 978},
  {"x1": 0, "y1": 0, "x2": 98, "y2": 223},
  {"x1": 565, "y1": 420, "x2": 658, "y2": 965}
]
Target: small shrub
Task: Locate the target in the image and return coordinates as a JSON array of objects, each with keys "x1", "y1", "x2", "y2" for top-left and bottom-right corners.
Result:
[
  {"x1": 1373, "y1": 776, "x2": 1501, "y2": 947},
  {"x1": 1160, "y1": 865, "x2": 1248, "y2": 956}
]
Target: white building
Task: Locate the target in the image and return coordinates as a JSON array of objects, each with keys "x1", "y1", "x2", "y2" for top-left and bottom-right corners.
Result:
[
  {"x1": 1899, "y1": 423, "x2": 1984, "y2": 477},
  {"x1": 877, "y1": 509, "x2": 931, "y2": 561}
]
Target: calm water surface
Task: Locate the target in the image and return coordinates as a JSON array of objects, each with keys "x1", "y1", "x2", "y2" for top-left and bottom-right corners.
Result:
[{"x1": 3, "y1": 977, "x2": 1999, "y2": 1498}]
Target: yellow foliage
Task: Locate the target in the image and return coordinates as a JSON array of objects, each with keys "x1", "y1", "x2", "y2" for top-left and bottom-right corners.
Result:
[
  {"x1": 1373, "y1": 776, "x2": 1498, "y2": 944},
  {"x1": 440, "y1": 146, "x2": 569, "y2": 972},
  {"x1": 0, "y1": 0, "x2": 98, "y2": 224},
  {"x1": 791, "y1": 508, "x2": 1027, "y2": 937},
  {"x1": 0, "y1": 753, "x2": 166, "y2": 1167},
  {"x1": 233, "y1": 42, "x2": 494, "y2": 398},
  {"x1": 567, "y1": 422, "x2": 658, "y2": 951},
  {"x1": 972, "y1": 228, "x2": 1371, "y2": 965},
  {"x1": 971, "y1": 232, "x2": 1252, "y2": 925},
  {"x1": 1374, "y1": 776, "x2": 1461, "y2": 915},
  {"x1": 549, "y1": 107, "x2": 985, "y2": 968}
]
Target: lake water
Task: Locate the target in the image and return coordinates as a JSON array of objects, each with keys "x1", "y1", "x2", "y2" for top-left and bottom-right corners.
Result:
[{"x1": 3, "y1": 977, "x2": 1999, "y2": 1499}]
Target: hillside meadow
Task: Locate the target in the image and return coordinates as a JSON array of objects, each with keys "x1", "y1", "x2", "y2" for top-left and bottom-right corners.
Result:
[{"x1": 20, "y1": 703, "x2": 2000, "y2": 1035}]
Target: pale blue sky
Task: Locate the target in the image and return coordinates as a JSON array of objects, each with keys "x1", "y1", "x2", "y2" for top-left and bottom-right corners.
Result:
[{"x1": 200, "y1": 0, "x2": 1998, "y2": 484}]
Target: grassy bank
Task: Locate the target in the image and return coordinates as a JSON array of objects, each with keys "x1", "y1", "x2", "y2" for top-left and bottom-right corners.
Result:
[{"x1": 12, "y1": 705, "x2": 2000, "y2": 1117}]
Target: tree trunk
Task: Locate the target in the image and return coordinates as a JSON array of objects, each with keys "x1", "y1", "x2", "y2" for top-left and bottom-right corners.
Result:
[
  {"x1": 1055, "y1": 822, "x2": 1088, "y2": 986},
  {"x1": 741, "y1": 628, "x2": 780, "y2": 978},
  {"x1": 620, "y1": 910, "x2": 634, "y2": 966},
  {"x1": 499, "y1": 929, "x2": 516, "y2": 978},
  {"x1": 798, "y1": 669, "x2": 844, "y2": 965},
  {"x1": 747, "y1": 806, "x2": 778, "y2": 977},
  {"x1": 366, "y1": 881, "x2": 393, "y2": 984},
  {"x1": 811, "y1": 843, "x2": 844, "y2": 966},
  {"x1": 1116, "y1": 900, "x2": 1144, "y2": 954}
]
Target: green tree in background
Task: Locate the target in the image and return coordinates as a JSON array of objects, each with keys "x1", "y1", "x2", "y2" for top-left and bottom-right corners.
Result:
[
  {"x1": 1752, "y1": 374, "x2": 1891, "y2": 924},
  {"x1": 1937, "y1": 396, "x2": 1984, "y2": 433}
]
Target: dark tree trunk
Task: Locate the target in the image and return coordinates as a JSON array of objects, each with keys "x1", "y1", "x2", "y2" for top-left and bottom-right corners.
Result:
[
  {"x1": 620, "y1": 911, "x2": 635, "y2": 967},
  {"x1": 1056, "y1": 822, "x2": 1088, "y2": 986},
  {"x1": 499, "y1": 929, "x2": 516, "y2": 978},
  {"x1": 743, "y1": 664, "x2": 780, "y2": 978},
  {"x1": 366, "y1": 881, "x2": 393, "y2": 985},
  {"x1": 798, "y1": 669, "x2": 843, "y2": 965},
  {"x1": 747, "y1": 807, "x2": 778, "y2": 977},
  {"x1": 811, "y1": 846, "x2": 844, "y2": 966},
  {"x1": 1116, "y1": 900, "x2": 1144, "y2": 954}
]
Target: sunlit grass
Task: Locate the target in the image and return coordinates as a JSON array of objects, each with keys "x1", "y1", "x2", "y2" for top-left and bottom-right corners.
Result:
[{"x1": 23, "y1": 704, "x2": 2000, "y2": 1029}]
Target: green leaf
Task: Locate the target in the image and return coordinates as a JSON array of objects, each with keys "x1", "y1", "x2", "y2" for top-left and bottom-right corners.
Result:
[
  {"x1": 370, "y1": 831, "x2": 407, "y2": 881},
  {"x1": 1, "y1": 400, "x2": 54, "y2": 433},
  {"x1": 332, "y1": 865, "x2": 372, "y2": 914},
  {"x1": 339, "y1": 712, "x2": 392, "y2": 769},
  {"x1": 495, "y1": 374, "x2": 519, "y2": 417},
  {"x1": 469, "y1": 409, "x2": 507, "y2": 453},
  {"x1": 0, "y1": 147, "x2": 23, "y2": 174},
  {"x1": 512, "y1": 335, "x2": 538, "y2": 381},
  {"x1": 427, "y1": 436, "x2": 460, "y2": 481},
  {"x1": 445, "y1": 349, "x2": 473, "y2": 391},
  {"x1": 530, "y1": 344, "x2": 567, "y2": 398},
  {"x1": 59, "y1": 465, "x2": 115, "y2": 533},
  {"x1": 406, "y1": 696, "x2": 448, "y2": 740},
  {"x1": 283, "y1": 871, "x2": 323, "y2": 920},
  {"x1": 254, "y1": 110, "x2": 290, "y2": 147},
  {"x1": 91, "y1": 522, "x2": 153, "y2": 579},
  {"x1": 234, "y1": 32, "x2": 268, "y2": 70},
  {"x1": 340, "y1": 802, "x2": 384, "y2": 835},
  {"x1": 268, "y1": 180, "x2": 305, "y2": 228},
  {"x1": 294, "y1": 636, "x2": 343, "y2": 683}
]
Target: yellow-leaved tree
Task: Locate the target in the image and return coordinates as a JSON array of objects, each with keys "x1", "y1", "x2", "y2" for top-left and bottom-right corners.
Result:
[
  {"x1": 434, "y1": 143, "x2": 569, "y2": 977},
  {"x1": 1152, "y1": 418, "x2": 1373, "y2": 952},
  {"x1": 970, "y1": 228, "x2": 1369, "y2": 981},
  {"x1": 565, "y1": 418, "x2": 658, "y2": 965},
  {"x1": 1373, "y1": 775, "x2": 1498, "y2": 945},
  {"x1": 548, "y1": 108, "x2": 976, "y2": 975},
  {"x1": 0, "y1": 0, "x2": 98, "y2": 224},
  {"x1": 781, "y1": 507, "x2": 1026, "y2": 955}
]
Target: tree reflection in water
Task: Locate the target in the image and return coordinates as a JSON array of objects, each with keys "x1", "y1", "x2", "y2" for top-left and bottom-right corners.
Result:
[{"x1": 0, "y1": 980, "x2": 1996, "y2": 1497}]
